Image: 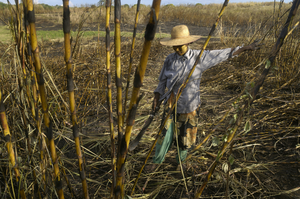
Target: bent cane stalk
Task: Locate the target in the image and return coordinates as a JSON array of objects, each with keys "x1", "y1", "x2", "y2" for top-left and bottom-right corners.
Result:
[
  {"x1": 194, "y1": 0, "x2": 300, "y2": 198},
  {"x1": 0, "y1": 91, "x2": 26, "y2": 199},
  {"x1": 26, "y1": 0, "x2": 65, "y2": 198},
  {"x1": 131, "y1": 0, "x2": 228, "y2": 195},
  {"x1": 123, "y1": 0, "x2": 141, "y2": 122},
  {"x1": 63, "y1": 0, "x2": 89, "y2": 198},
  {"x1": 105, "y1": 0, "x2": 116, "y2": 198}
]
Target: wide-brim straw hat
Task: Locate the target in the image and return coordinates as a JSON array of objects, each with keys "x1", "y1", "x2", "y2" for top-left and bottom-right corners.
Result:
[{"x1": 160, "y1": 25, "x2": 201, "y2": 46}]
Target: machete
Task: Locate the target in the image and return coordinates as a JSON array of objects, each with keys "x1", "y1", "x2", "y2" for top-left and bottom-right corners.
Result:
[{"x1": 128, "y1": 100, "x2": 162, "y2": 152}]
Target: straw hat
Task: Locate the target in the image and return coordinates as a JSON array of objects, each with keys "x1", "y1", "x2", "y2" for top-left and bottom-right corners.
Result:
[{"x1": 160, "y1": 25, "x2": 201, "y2": 46}]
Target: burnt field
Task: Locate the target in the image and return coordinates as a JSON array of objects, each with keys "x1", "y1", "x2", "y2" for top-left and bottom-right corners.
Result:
[{"x1": 0, "y1": 1, "x2": 300, "y2": 199}]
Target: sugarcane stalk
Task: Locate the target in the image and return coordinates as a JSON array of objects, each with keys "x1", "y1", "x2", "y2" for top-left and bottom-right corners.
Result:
[
  {"x1": 114, "y1": 0, "x2": 123, "y2": 141},
  {"x1": 131, "y1": 0, "x2": 228, "y2": 195},
  {"x1": 62, "y1": 1, "x2": 89, "y2": 198},
  {"x1": 114, "y1": 0, "x2": 124, "y2": 197},
  {"x1": 123, "y1": 0, "x2": 141, "y2": 123},
  {"x1": 116, "y1": 0, "x2": 162, "y2": 197},
  {"x1": 174, "y1": 104, "x2": 189, "y2": 195},
  {"x1": 18, "y1": 26, "x2": 41, "y2": 196},
  {"x1": 26, "y1": 0, "x2": 65, "y2": 198},
  {"x1": 194, "y1": 0, "x2": 300, "y2": 198},
  {"x1": 23, "y1": 0, "x2": 36, "y2": 118},
  {"x1": 0, "y1": 91, "x2": 26, "y2": 199},
  {"x1": 31, "y1": 51, "x2": 48, "y2": 196},
  {"x1": 9, "y1": 1, "x2": 42, "y2": 197},
  {"x1": 105, "y1": 0, "x2": 116, "y2": 198},
  {"x1": 24, "y1": 2, "x2": 47, "y2": 194},
  {"x1": 23, "y1": 6, "x2": 40, "y2": 109},
  {"x1": 30, "y1": 46, "x2": 46, "y2": 194}
]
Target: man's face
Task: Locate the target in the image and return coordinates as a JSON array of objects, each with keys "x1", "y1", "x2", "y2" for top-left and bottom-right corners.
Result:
[{"x1": 173, "y1": 45, "x2": 188, "y2": 56}]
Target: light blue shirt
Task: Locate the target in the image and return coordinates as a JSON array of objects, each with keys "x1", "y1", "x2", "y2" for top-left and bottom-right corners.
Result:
[{"x1": 154, "y1": 47, "x2": 242, "y2": 113}]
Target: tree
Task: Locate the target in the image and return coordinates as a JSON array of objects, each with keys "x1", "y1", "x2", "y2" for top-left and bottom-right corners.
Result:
[{"x1": 98, "y1": 0, "x2": 105, "y2": 6}]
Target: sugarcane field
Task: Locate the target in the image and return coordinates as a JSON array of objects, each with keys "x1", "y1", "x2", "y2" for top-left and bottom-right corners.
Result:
[{"x1": 1, "y1": 0, "x2": 300, "y2": 198}]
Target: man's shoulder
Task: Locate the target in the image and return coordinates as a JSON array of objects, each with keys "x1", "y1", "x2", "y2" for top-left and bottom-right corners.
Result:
[
  {"x1": 165, "y1": 52, "x2": 176, "y2": 60},
  {"x1": 188, "y1": 48, "x2": 209, "y2": 54}
]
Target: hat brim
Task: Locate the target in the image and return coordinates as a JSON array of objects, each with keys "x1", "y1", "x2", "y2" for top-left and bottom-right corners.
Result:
[{"x1": 160, "y1": 35, "x2": 201, "y2": 46}]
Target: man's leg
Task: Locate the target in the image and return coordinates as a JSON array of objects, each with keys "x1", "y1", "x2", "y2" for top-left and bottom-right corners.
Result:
[{"x1": 176, "y1": 109, "x2": 198, "y2": 163}]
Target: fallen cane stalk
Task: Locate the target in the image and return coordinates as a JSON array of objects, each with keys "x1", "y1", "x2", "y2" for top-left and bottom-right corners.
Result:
[{"x1": 130, "y1": 0, "x2": 229, "y2": 195}]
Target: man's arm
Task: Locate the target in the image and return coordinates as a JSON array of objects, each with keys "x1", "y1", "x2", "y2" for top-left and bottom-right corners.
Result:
[{"x1": 152, "y1": 60, "x2": 168, "y2": 112}]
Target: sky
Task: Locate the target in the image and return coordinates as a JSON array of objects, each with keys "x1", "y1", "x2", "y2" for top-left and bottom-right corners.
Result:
[{"x1": 0, "y1": 0, "x2": 280, "y2": 7}]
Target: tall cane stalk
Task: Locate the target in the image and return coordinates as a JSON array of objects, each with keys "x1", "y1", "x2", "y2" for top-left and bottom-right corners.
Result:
[
  {"x1": 114, "y1": 0, "x2": 123, "y2": 141},
  {"x1": 14, "y1": 2, "x2": 41, "y2": 197},
  {"x1": 24, "y1": 9, "x2": 46, "y2": 192},
  {"x1": 131, "y1": 0, "x2": 228, "y2": 195},
  {"x1": 62, "y1": 0, "x2": 89, "y2": 198},
  {"x1": 23, "y1": 0, "x2": 37, "y2": 119},
  {"x1": 116, "y1": 0, "x2": 162, "y2": 197},
  {"x1": 105, "y1": 0, "x2": 116, "y2": 198},
  {"x1": 26, "y1": 0, "x2": 65, "y2": 198},
  {"x1": 0, "y1": 91, "x2": 26, "y2": 199},
  {"x1": 114, "y1": 0, "x2": 124, "y2": 198},
  {"x1": 123, "y1": 0, "x2": 141, "y2": 122},
  {"x1": 194, "y1": 0, "x2": 300, "y2": 198}
]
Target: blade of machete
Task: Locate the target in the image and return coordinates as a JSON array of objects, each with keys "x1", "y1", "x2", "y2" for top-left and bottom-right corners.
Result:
[{"x1": 128, "y1": 101, "x2": 162, "y2": 151}]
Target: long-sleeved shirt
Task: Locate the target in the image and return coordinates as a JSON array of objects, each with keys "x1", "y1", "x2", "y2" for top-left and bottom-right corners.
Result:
[{"x1": 154, "y1": 47, "x2": 242, "y2": 113}]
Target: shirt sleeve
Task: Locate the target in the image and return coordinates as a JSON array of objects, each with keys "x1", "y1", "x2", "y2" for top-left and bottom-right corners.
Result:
[
  {"x1": 199, "y1": 46, "x2": 242, "y2": 72},
  {"x1": 154, "y1": 79, "x2": 166, "y2": 95}
]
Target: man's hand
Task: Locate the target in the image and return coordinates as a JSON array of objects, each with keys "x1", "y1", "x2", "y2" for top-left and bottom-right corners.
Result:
[
  {"x1": 152, "y1": 92, "x2": 160, "y2": 112},
  {"x1": 232, "y1": 39, "x2": 263, "y2": 56},
  {"x1": 248, "y1": 39, "x2": 263, "y2": 51}
]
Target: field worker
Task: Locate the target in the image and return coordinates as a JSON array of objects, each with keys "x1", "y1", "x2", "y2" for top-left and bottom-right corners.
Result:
[{"x1": 151, "y1": 25, "x2": 260, "y2": 166}]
